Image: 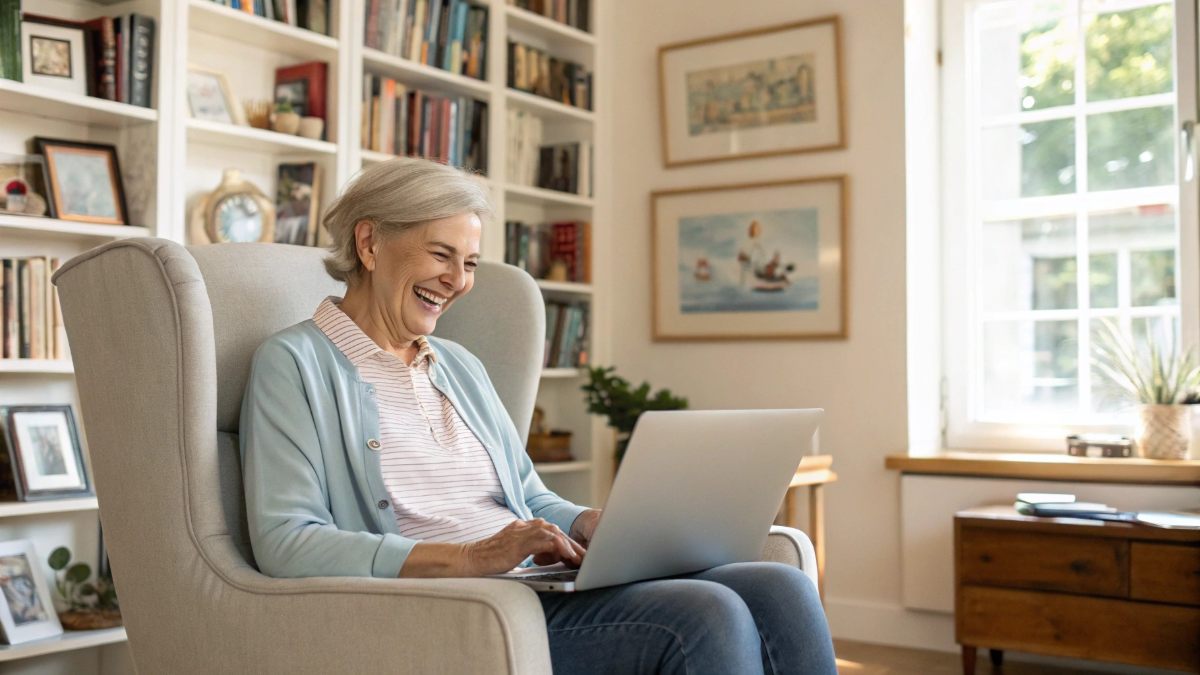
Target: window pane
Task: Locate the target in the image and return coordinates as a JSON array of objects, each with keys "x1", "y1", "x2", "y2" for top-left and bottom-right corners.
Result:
[
  {"x1": 1085, "y1": 4, "x2": 1174, "y2": 102},
  {"x1": 1131, "y1": 249, "x2": 1177, "y2": 305},
  {"x1": 1087, "y1": 106, "x2": 1174, "y2": 191},
  {"x1": 978, "y1": 2, "x2": 1074, "y2": 116},
  {"x1": 984, "y1": 320, "x2": 1079, "y2": 416},
  {"x1": 982, "y1": 217, "x2": 1076, "y2": 311},
  {"x1": 1089, "y1": 205, "x2": 1177, "y2": 307},
  {"x1": 982, "y1": 119, "x2": 1076, "y2": 199},
  {"x1": 1089, "y1": 252, "x2": 1118, "y2": 307}
]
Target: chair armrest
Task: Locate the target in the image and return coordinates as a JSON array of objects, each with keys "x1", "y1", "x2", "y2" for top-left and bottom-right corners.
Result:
[{"x1": 760, "y1": 526, "x2": 819, "y2": 590}]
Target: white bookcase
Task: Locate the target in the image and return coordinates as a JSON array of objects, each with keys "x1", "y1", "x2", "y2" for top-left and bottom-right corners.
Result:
[{"x1": 0, "y1": 1, "x2": 608, "y2": 671}]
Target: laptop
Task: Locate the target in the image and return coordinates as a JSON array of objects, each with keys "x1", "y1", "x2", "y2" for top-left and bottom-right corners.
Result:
[{"x1": 494, "y1": 408, "x2": 823, "y2": 592}]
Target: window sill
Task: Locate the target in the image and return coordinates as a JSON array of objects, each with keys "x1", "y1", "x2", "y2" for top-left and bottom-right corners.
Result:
[{"x1": 884, "y1": 450, "x2": 1200, "y2": 486}]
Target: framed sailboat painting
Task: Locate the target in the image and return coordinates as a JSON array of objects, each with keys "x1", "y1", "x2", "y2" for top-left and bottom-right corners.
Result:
[{"x1": 651, "y1": 176, "x2": 848, "y2": 341}]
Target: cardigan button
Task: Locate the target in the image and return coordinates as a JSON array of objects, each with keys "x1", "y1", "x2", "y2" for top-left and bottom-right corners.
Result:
[
  {"x1": 377, "y1": 499, "x2": 390, "y2": 509},
  {"x1": 367, "y1": 438, "x2": 381, "y2": 450}
]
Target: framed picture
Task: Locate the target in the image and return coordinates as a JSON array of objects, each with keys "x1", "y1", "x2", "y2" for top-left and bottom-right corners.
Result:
[
  {"x1": 274, "y1": 162, "x2": 323, "y2": 246},
  {"x1": 0, "y1": 405, "x2": 91, "y2": 501},
  {"x1": 20, "y1": 17, "x2": 87, "y2": 96},
  {"x1": 657, "y1": 16, "x2": 845, "y2": 167},
  {"x1": 33, "y1": 137, "x2": 129, "y2": 226},
  {"x1": 274, "y1": 61, "x2": 328, "y2": 123},
  {"x1": 0, "y1": 153, "x2": 53, "y2": 218},
  {"x1": 186, "y1": 65, "x2": 246, "y2": 125},
  {"x1": 651, "y1": 176, "x2": 848, "y2": 341},
  {"x1": 0, "y1": 540, "x2": 62, "y2": 645}
]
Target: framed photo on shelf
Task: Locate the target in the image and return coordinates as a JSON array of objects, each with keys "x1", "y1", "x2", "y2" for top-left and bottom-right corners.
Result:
[
  {"x1": 274, "y1": 61, "x2": 327, "y2": 123},
  {"x1": 657, "y1": 16, "x2": 845, "y2": 167},
  {"x1": 33, "y1": 137, "x2": 129, "y2": 226},
  {"x1": 0, "y1": 405, "x2": 92, "y2": 501},
  {"x1": 651, "y1": 176, "x2": 848, "y2": 341},
  {"x1": 0, "y1": 153, "x2": 53, "y2": 218},
  {"x1": 186, "y1": 65, "x2": 246, "y2": 125},
  {"x1": 0, "y1": 539, "x2": 62, "y2": 645},
  {"x1": 274, "y1": 162, "x2": 322, "y2": 246},
  {"x1": 20, "y1": 16, "x2": 87, "y2": 96}
]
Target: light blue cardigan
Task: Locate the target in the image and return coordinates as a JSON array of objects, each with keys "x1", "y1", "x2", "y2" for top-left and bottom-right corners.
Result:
[{"x1": 239, "y1": 319, "x2": 588, "y2": 578}]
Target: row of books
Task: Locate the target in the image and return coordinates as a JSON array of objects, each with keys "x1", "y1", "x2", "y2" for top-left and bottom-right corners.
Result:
[
  {"x1": 361, "y1": 73, "x2": 489, "y2": 173},
  {"x1": 506, "y1": 110, "x2": 592, "y2": 197},
  {"x1": 507, "y1": 40, "x2": 592, "y2": 111},
  {"x1": 205, "y1": 0, "x2": 331, "y2": 36},
  {"x1": 1, "y1": 258, "x2": 66, "y2": 361},
  {"x1": 0, "y1": 8, "x2": 156, "y2": 108},
  {"x1": 365, "y1": 0, "x2": 488, "y2": 80},
  {"x1": 507, "y1": 0, "x2": 590, "y2": 33},
  {"x1": 505, "y1": 220, "x2": 591, "y2": 283},
  {"x1": 544, "y1": 301, "x2": 589, "y2": 369}
]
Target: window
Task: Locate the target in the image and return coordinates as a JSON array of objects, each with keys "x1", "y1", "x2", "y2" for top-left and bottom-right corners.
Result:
[{"x1": 941, "y1": 0, "x2": 1200, "y2": 448}]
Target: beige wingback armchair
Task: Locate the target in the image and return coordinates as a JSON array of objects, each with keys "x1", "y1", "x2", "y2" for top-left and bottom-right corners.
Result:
[{"x1": 52, "y1": 237, "x2": 819, "y2": 674}]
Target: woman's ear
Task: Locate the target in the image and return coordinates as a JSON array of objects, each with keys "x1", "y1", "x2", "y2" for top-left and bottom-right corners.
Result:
[{"x1": 354, "y1": 220, "x2": 376, "y2": 272}]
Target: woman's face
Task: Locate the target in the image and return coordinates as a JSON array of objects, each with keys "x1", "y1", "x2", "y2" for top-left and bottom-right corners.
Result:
[{"x1": 369, "y1": 212, "x2": 482, "y2": 340}]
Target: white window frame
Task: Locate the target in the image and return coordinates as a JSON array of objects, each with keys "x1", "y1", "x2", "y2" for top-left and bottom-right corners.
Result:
[{"x1": 940, "y1": 0, "x2": 1200, "y2": 451}]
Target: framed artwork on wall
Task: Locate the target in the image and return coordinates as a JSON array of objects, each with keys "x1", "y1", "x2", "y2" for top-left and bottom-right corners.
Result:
[
  {"x1": 651, "y1": 176, "x2": 848, "y2": 341},
  {"x1": 33, "y1": 137, "x2": 129, "y2": 226},
  {"x1": 0, "y1": 539, "x2": 62, "y2": 645},
  {"x1": 657, "y1": 16, "x2": 845, "y2": 167},
  {"x1": 0, "y1": 405, "x2": 92, "y2": 501}
]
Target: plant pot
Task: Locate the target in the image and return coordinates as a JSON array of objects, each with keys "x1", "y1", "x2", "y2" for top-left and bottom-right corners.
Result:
[
  {"x1": 298, "y1": 116, "x2": 325, "y2": 140},
  {"x1": 58, "y1": 609, "x2": 122, "y2": 630},
  {"x1": 271, "y1": 111, "x2": 300, "y2": 135},
  {"x1": 1136, "y1": 404, "x2": 1191, "y2": 459}
]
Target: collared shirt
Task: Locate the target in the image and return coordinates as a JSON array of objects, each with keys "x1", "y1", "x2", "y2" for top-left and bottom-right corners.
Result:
[{"x1": 313, "y1": 297, "x2": 518, "y2": 544}]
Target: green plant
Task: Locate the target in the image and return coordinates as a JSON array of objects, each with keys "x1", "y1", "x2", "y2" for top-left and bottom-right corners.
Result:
[
  {"x1": 48, "y1": 546, "x2": 118, "y2": 612},
  {"x1": 1093, "y1": 320, "x2": 1200, "y2": 405},
  {"x1": 274, "y1": 99, "x2": 294, "y2": 114},
  {"x1": 581, "y1": 366, "x2": 688, "y2": 461}
]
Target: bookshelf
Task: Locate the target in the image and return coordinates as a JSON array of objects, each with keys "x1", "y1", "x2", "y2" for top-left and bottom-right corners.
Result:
[{"x1": 0, "y1": 1, "x2": 608, "y2": 671}]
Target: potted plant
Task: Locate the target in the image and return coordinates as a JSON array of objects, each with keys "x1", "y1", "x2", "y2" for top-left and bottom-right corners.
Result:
[
  {"x1": 1093, "y1": 320, "x2": 1200, "y2": 459},
  {"x1": 581, "y1": 366, "x2": 688, "y2": 466},
  {"x1": 47, "y1": 546, "x2": 121, "y2": 630},
  {"x1": 270, "y1": 99, "x2": 301, "y2": 135}
]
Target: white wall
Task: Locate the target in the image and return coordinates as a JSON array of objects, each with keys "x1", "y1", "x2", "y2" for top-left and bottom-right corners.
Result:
[{"x1": 609, "y1": 0, "x2": 911, "y2": 625}]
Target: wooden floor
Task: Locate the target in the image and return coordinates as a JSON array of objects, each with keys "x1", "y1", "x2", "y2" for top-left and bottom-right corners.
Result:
[{"x1": 832, "y1": 640, "x2": 1179, "y2": 675}]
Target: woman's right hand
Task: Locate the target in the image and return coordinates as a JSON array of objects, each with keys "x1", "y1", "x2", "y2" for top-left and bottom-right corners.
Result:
[{"x1": 465, "y1": 518, "x2": 586, "y2": 576}]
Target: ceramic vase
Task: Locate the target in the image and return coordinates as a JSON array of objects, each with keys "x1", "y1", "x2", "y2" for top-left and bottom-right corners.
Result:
[
  {"x1": 298, "y1": 116, "x2": 325, "y2": 139},
  {"x1": 271, "y1": 111, "x2": 300, "y2": 135},
  {"x1": 1136, "y1": 404, "x2": 1191, "y2": 459}
]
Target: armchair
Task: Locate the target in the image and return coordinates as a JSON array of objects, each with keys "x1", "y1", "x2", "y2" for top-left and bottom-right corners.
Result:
[{"x1": 53, "y1": 237, "x2": 818, "y2": 674}]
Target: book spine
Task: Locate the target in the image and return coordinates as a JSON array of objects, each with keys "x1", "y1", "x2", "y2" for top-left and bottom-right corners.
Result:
[
  {"x1": 0, "y1": 0, "x2": 21, "y2": 82},
  {"x1": 130, "y1": 14, "x2": 155, "y2": 108},
  {"x1": 17, "y1": 259, "x2": 28, "y2": 359},
  {"x1": 51, "y1": 258, "x2": 64, "y2": 360},
  {"x1": 0, "y1": 259, "x2": 9, "y2": 358}
]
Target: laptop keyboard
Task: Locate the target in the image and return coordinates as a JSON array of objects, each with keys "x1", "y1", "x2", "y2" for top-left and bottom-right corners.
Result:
[{"x1": 522, "y1": 570, "x2": 579, "y2": 582}]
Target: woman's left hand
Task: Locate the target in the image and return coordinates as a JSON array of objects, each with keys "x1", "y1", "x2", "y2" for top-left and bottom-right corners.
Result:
[{"x1": 569, "y1": 509, "x2": 602, "y2": 548}]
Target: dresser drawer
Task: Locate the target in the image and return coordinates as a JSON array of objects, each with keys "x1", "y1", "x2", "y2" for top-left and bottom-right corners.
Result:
[
  {"x1": 1131, "y1": 543, "x2": 1200, "y2": 606},
  {"x1": 958, "y1": 527, "x2": 1128, "y2": 597}
]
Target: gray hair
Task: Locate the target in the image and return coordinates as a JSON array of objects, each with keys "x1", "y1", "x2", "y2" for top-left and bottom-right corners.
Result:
[{"x1": 321, "y1": 158, "x2": 493, "y2": 284}]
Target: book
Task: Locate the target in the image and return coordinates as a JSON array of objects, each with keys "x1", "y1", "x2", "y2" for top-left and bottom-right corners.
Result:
[
  {"x1": 129, "y1": 14, "x2": 155, "y2": 108},
  {"x1": 83, "y1": 16, "x2": 117, "y2": 101},
  {"x1": 0, "y1": 0, "x2": 21, "y2": 82}
]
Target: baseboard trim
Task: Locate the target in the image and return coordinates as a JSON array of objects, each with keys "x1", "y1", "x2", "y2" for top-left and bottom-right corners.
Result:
[{"x1": 825, "y1": 596, "x2": 957, "y2": 653}]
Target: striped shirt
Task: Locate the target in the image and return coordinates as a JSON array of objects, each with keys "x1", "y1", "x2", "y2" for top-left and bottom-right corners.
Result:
[{"x1": 314, "y1": 297, "x2": 518, "y2": 544}]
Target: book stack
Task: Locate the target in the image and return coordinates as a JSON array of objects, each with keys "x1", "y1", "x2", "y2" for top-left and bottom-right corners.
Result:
[
  {"x1": 364, "y1": 0, "x2": 489, "y2": 80},
  {"x1": 1, "y1": 257, "x2": 66, "y2": 361},
  {"x1": 507, "y1": 40, "x2": 591, "y2": 111},
  {"x1": 206, "y1": 0, "x2": 331, "y2": 36},
  {"x1": 544, "y1": 301, "x2": 588, "y2": 369},
  {"x1": 506, "y1": 0, "x2": 590, "y2": 32},
  {"x1": 362, "y1": 73, "x2": 489, "y2": 174},
  {"x1": 505, "y1": 220, "x2": 590, "y2": 283}
]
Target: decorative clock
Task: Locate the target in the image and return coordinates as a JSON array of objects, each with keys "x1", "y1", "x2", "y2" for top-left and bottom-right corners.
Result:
[{"x1": 189, "y1": 169, "x2": 275, "y2": 244}]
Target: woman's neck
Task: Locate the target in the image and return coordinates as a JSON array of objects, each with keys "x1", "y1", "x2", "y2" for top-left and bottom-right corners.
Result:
[{"x1": 338, "y1": 284, "x2": 421, "y2": 365}]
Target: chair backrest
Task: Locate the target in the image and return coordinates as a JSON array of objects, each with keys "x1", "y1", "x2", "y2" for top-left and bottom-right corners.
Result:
[{"x1": 52, "y1": 238, "x2": 545, "y2": 669}]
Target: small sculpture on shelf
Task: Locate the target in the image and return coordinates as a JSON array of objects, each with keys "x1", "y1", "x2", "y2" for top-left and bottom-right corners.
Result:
[
  {"x1": 243, "y1": 99, "x2": 272, "y2": 130},
  {"x1": 47, "y1": 546, "x2": 121, "y2": 631}
]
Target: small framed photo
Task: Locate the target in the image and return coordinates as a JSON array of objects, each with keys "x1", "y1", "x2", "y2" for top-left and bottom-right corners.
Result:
[
  {"x1": 651, "y1": 176, "x2": 848, "y2": 341},
  {"x1": 186, "y1": 65, "x2": 247, "y2": 125},
  {"x1": 274, "y1": 61, "x2": 328, "y2": 123},
  {"x1": 33, "y1": 137, "x2": 129, "y2": 226},
  {"x1": 0, "y1": 405, "x2": 91, "y2": 501},
  {"x1": 21, "y1": 17, "x2": 87, "y2": 96},
  {"x1": 274, "y1": 162, "x2": 323, "y2": 246},
  {"x1": 658, "y1": 16, "x2": 845, "y2": 167},
  {"x1": 0, "y1": 153, "x2": 52, "y2": 218},
  {"x1": 0, "y1": 540, "x2": 62, "y2": 644}
]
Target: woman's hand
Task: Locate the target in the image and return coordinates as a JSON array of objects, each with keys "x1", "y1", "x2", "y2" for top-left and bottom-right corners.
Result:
[
  {"x1": 569, "y1": 509, "x2": 602, "y2": 548},
  {"x1": 464, "y1": 518, "x2": 586, "y2": 576}
]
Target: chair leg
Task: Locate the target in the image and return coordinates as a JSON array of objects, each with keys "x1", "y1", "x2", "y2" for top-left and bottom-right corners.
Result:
[
  {"x1": 961, "y1": 645, "x2": 976, "y2": 675},
  {"x1": 989, "y1": 649, "x2": 1003, "y2": 667}
]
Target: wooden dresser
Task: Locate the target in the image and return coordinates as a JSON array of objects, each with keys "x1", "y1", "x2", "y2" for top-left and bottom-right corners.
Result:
[{"x1": 954, "y1": 506, "x2": 1200, "y2": 674}]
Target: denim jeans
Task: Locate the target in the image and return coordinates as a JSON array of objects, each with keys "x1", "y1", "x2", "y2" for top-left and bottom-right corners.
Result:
[{"x1": 538, "y1": 562, "x2": 837, "y2": 674}]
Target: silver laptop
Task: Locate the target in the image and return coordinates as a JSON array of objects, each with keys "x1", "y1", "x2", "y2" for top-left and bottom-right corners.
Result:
[{"x1": 495, "y1": 408, "x2": 823, "y2": 592}]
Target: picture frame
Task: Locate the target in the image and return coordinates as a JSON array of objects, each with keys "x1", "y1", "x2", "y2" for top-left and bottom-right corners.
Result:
[
  {"x1": 274, "y1": 61, "x2": 327, "y2": 123},
  {"x1": 0, "y1": 539, "x2": 62, "y2": 645},
  {"x1": 33, "y1": 137, "x2": 129, "y2": 226},
  {"x1": 274, "y1": 162, "x2": 323, "y2": 246},
  {"x1": 20, "y1": 17, "x2": 87, "y2": 96},
  {"x1": 651, "y1": 176, "x2": 848, "y2": 341},
  {"x1": 657, "y1": 16, "x2": 845, "y2": 167},
  {"x1": 0, "y1": 405, "x2": 92, "y2": 501},
  {"x1": 0, "y1": 153, "x2": 54, "y2": 218},
  {"x1": 186, "y1": 65, "x2": 246, "y2": 126}
]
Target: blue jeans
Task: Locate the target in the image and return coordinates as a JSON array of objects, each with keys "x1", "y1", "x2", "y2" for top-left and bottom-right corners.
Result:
[{"x1": 538, "y1": 562, "x2": 837, "y2": 674}]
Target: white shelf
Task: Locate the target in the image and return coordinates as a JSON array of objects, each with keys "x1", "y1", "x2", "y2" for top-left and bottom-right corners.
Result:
[
  {"x1": 0, "y1": 80, "x2": 157, "y2": 127},
  {"x1": 542, "y1": 368, "x2": 584, "y2": 378},
  {"x1": 506, "y1": 88, "x2": 594, "y2": 125},
  {"x1": 0, "y1": 627, "x2": 126, "y2": 663},
  {"x1": 0, "y1": 215, "x2": 150, "y2": 241},
  {"x1": 506, "y1": 182, "x2": 593, "y2": 208},
  {"x1": 186, "y1": 119, "x2": 338, "y2": 156},
  {"x1": 362, "y1": 49, "x2": 492, "y2": 100},
  {"x1": 505, "y1": 6, "x2": 595, "y2": 57},
  {"x1": 536, "y1": 279, "x2": 593, "y2": 295},
  {"x1": 0, "y1": 498, "x2": 99, "y2": 518},
  {"x1": 0, "y1": 360, "x2": 74, "y2": 374},
  {"x1": 534, "y1": 460, "x2": 592, "y2": 474},
  {"x1": 188, "y1": 0, "x2": 339, "y2": 61}
]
